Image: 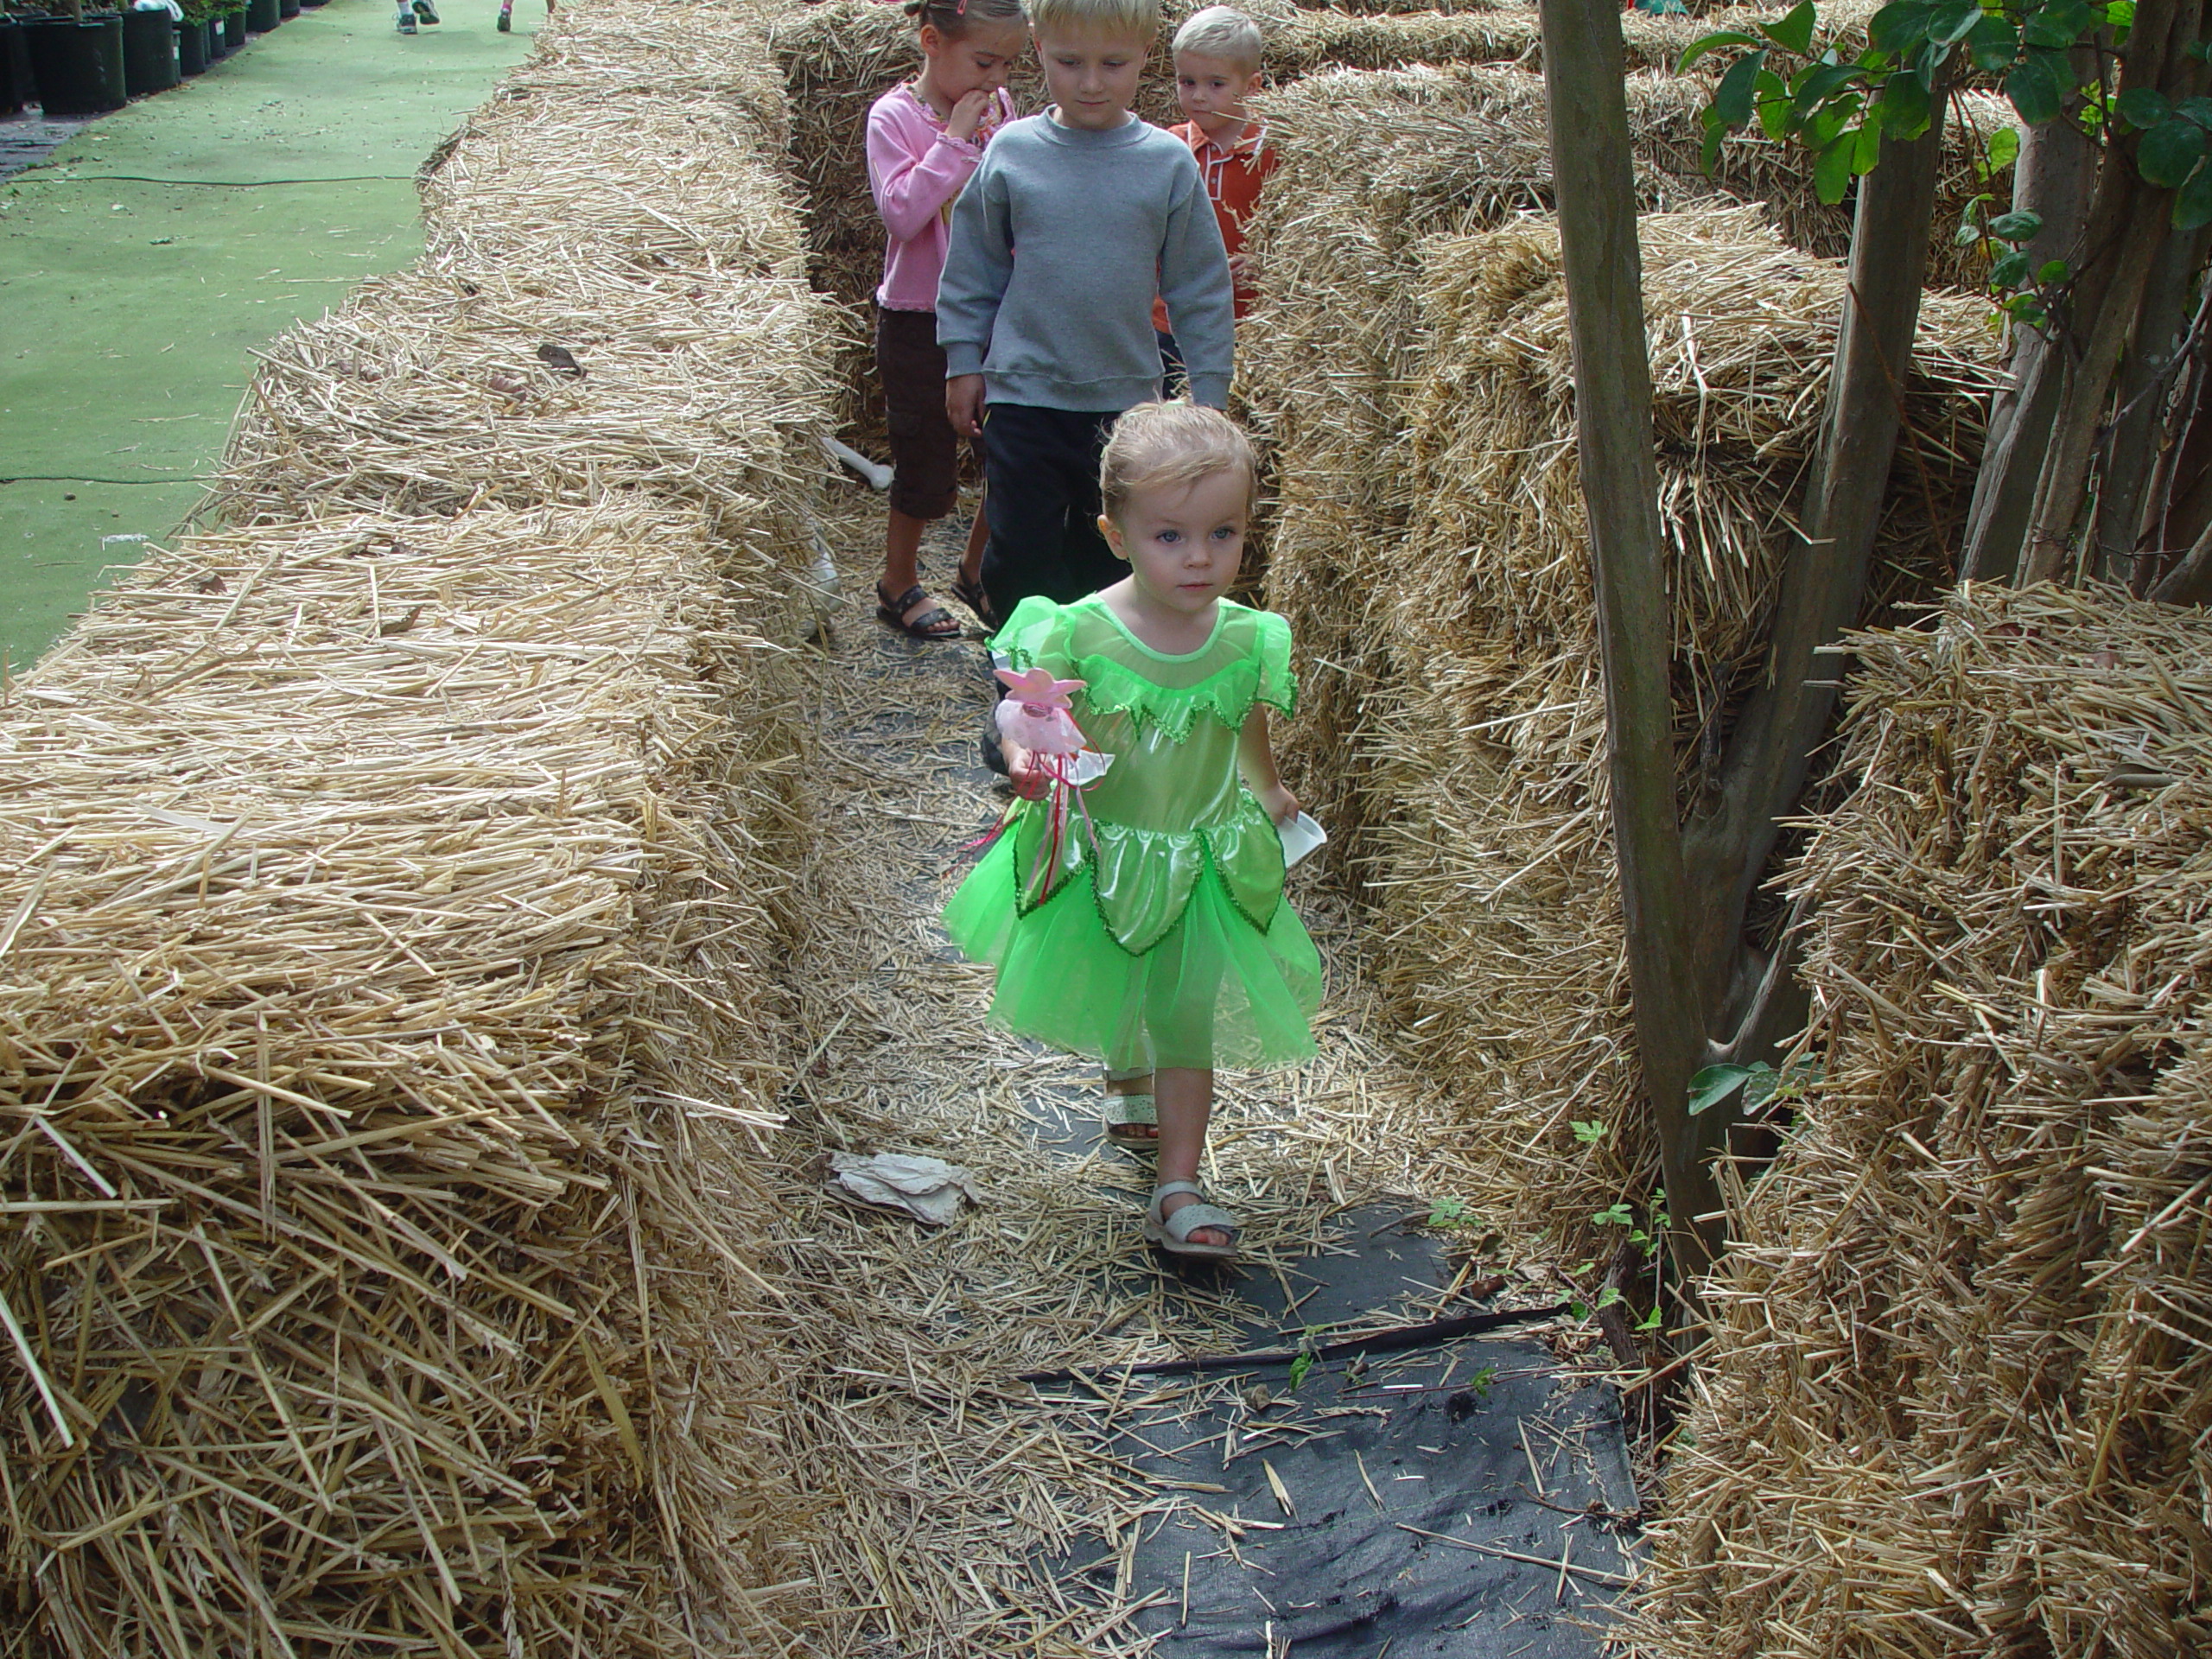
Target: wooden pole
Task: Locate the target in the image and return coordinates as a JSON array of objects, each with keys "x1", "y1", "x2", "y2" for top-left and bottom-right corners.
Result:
[{"x1": 1536, "y1": 0, "x2": 1724, "y2": 1285}]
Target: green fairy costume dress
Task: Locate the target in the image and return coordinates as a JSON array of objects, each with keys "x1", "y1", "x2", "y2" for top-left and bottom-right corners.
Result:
[{"x1": 943, "y1": 594, "x2": 1323, "y2": 1072}]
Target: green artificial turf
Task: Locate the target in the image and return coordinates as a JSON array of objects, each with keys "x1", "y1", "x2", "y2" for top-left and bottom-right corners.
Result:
[{"x1": 0, "y1": 0, "x2": 536, "y2": 673}]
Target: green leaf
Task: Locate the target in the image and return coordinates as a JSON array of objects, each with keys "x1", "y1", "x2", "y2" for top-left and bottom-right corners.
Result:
[
  {"x1": 2106, "y1": 0, "x2": 2137, "y2": 25},
  {"x1": 1815, "y1": 130, "x2": 1857, "y2": 201},
  {"x1": 1568, "y1": 1300, "x2": 1588, "y2": 1321},
  {"x1": 1854, "y1": 117, "x2": 1885, "y2": 172},
  {"x1": 2117, "y1": 86, "x2": 2172, "y2": 131},
  {"x1": 1595, "y1": 1286, "x2": 1626, "y2": 1311},
  {"x1": 1755, "y1": 67, "x2": 1792, "y2": 137},
  {"x1": 1878, "y1": 70, "x2": 1933, "y2": 137},
  {"x1": 1592, "y1": 1202, "x2": 1636, "y2": 1228},
  {"x1": 1955, "y1": 219, "x2": 1986, "y2": 245},
  {"x1": 2007, "y1": 54, "x2": 2066, "y2": 124},
  {"x1": 2030, "y1": 0, "x2": 2101, "y2": 43},
  {"x1": 1677, "y1": 28, "x2": 1762, "y2": 72},
  {"x1": 2037, "y1": 257, "x2": 2070, "y2": 283},
  {"x1": 1986, "y1": 124, "x2": 2021, "y2": 170},
  {"x1": 1987, "y1": 207, "x2": 2043, "y2": 240},
  {"x1": 1866, "y1": 0, "x2": 1935, "y2": 51},
  {"x1": 1967, "y1": 12, "x2": 2020, "y2": 70},
  {"x1": 1636, "y1": 1305, "x2": 1665, "y2": 1332},
  {"x1": 2139, "y1": 117, "x2": 2206, "y2": 188},
  {"x1": 1287, "y1": 1351, "x2": 1313, "y2": 1389},
  {"x1": 1759, "y1": 0, "x2": 1819, "y2": 56},
  {"x1": 1991, "y1": 248, "x2": 2031, "y2": 285},
  {"x1": 1926, "y1": 0, "x2": 1980, "y2": 44},
  {"x1": 1688, "y1": 1065, "x2": 1754, "y2": 1115},
  {"x1": 1570, "y1": 1119, "x2": 1609, "y2": 1145},
  {"x1": 1702, "y1": 116, "x2": 1728, "y2": 175},
  {"x1": 2175, "y1": 161, "x2": 2212, "y2": 227},
  {"x1": 1712, "y1": 48, "x2": 1770, "y2": 130},
  {"x1": 2177, "y1": 97, "x2": 2212, "y2": 128},
  {"x1": 1427, "y1": 1197, "x2": 1471, "y2": 1227}
]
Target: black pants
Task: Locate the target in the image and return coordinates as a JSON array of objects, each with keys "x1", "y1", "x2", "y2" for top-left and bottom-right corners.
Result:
[{"x1": 979, "y1": 403, "x2": 1123, "y2": 620}]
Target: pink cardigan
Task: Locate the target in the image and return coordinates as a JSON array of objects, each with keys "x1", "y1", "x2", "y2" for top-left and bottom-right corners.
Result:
[{"x1": 866, "y1": 80, "x2": 1018, "y2": 312}]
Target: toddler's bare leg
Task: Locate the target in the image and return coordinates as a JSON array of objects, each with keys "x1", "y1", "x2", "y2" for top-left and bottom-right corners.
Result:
[{"x1": 1154, "y1": 1068, "x2": 1228, "y2": 1248}]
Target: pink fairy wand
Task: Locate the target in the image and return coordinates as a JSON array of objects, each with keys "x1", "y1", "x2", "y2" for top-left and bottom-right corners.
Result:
[{"x1": 961, "y1": 667, "x2": 1112, "y2": 887}]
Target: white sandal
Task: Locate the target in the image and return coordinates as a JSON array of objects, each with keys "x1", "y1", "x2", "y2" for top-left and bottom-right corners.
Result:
[
  {"x1": 1103, "y1": 1091, "x2": 1160, "y2": 1150},
  {"x1": 1145, "y1": 1181, "x2": 1241, "y2": 1261}
]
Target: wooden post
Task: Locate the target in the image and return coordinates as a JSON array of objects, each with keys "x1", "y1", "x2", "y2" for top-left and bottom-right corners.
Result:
[{"x1": 1536, "y1": 0, "x2": 1724, "y2": 1286}]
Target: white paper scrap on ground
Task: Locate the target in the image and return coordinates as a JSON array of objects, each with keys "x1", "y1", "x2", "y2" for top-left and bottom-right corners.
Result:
[
  {"x1": 1279, "y1": 810, "x2": 1328, "y2": 869},
  {"x1": 826, "y1": 1152, "x2": 981, "y2": 1227}
]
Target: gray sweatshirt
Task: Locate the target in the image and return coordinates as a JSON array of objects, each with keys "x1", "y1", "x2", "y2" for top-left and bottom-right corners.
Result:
[{"x1": 937, "y1": 112, "x2": 1235, "y2": 411}]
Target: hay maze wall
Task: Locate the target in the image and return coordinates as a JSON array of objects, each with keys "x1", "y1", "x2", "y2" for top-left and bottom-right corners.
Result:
[
  {"x1": 0, "y1": 3, "x2": 842, "y2": 1654},
  {"x1": 1620, "y1": 587, "x2": 2212, "y2": 1659}
]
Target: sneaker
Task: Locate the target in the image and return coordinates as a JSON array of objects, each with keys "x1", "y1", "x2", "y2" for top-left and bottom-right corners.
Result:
[
  {"x1": 397, "y1": 10, "x2": 416, "y2": 29},
  {"x1": 494, "y1": 8, "x2": 510, "y2": 25},
  {"x1": 412, "y1": 0, "x2": 439, "y2": 19}
]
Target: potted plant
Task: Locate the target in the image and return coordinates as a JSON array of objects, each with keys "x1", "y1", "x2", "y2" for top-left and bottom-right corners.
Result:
[
  {"x1": 244, "y1": 0, "x2": 276, "y2": 33},
  {"x1": 220, "y1": 1, "x2": 242, "y2": 48},
  {"x1": 22, "y1": 0, "x2": 127, "y2": 115},
  {"x1": 120, "y1": 0, "x2": 177, "y2": 94},
  {"x1": 1, "y1": 12, "x2": 34, "y2": 116},
  {"x1": 175, "y1": 0, "x2": 213, "y2": 70}
]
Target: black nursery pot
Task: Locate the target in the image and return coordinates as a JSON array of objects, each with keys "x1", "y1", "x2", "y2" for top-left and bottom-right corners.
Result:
[
  {"x1": 0, "y1": 20, "x2": 32, "y2": 117},
  {"x1": 277, "y1": 0, "x2": 299, "y2": 16},
  {"x1": 24, "y1": 13, "x2": 127, "y2": 115},
  {"x1": 176, "y1": 14, "x2": 207, "y2": 71},
  {"x1": 121, "y1": 6, "x2": 178, "y2": 94},
  {"x1": 203, "y1": 15, "x2": 227, "y2": 55},
  {"x1": 222, "y1": 8, "x2": 244, "y2": 46},
  {"x1": 245, "y1": 0, "x2": 277, "y2": 30}
]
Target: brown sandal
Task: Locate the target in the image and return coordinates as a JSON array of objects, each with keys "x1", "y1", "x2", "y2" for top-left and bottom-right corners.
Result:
[
  {"x1": 876, "y1": 582, "x2": 960, "y2": 641},
  {"x1": 950, "y1": 571, "x2": 997, "y2": 632}
]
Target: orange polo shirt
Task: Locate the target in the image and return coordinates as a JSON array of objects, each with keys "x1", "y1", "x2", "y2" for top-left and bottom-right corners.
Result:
[{"x1": 1152, "y1": 118, "x2": 1277, "y2": 335}]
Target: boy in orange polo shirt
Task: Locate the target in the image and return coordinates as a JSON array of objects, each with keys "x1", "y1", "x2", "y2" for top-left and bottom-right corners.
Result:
[{"x1": 1153, "y1": 6, "x2": 1274, "y2": 383}]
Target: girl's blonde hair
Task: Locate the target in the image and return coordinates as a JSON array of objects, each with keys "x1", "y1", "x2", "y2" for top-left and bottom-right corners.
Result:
[{"x1": 1099, "y1": 400, "x2": 1256, "y2": 522}]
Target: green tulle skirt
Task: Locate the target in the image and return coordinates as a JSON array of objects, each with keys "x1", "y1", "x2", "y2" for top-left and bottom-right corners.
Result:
[{"x1": 944, "y1": 831, "x2": 1323, "y2": 1072}]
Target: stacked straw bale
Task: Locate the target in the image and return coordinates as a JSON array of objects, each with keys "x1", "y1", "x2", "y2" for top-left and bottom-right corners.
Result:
[
  {"x1": 771, "y1": 0, "x2": 1815, "y2": 436},
  {"x1": 1260, "y1": 206, "x2": 2003, "y2": 1257},
  {"x1": 2, "y1": 0, "x2": 845, "y2": 1651},
  {"x1": 0, "y1": 505, "x2": 810, "y2": 1656},
  {"x1": 1619, "y1": 583, "x2": 2212, "y2": 1658}
]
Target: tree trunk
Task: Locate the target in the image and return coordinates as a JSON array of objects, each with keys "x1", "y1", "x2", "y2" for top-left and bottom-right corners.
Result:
[
  {"x1": 1680, "y1": 112, "x2": 1950, "y2": 1016},
  {"x1": 2018, "y1": 0, "x2": 2197, "y2": 583},
  {"x1": 1537, "y1": 0, "x2": 1724, "y2": 1288},
  {"x1": 1961, "y1": 105, "x2": 2097, "y2": 583},
  {"x1": 2094, "y1": 226, "x2": 2211, "y2": 585}
]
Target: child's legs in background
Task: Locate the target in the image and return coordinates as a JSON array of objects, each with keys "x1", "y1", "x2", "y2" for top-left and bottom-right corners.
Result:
[
  {"x1": 980, "y1": 404, "x2": 1122, "y2": 616},
  {"x1": 877, "y1": 308, "x2": 963, "y2": 609},
  {"x1": 1155, "y1": 330, "x2": 1187, "y2": 401}
]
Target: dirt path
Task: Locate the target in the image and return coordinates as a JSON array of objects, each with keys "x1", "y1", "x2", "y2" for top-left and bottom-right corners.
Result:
[{"x1": 752, "y1": 502, "x2": 1635, "y2": 1657}]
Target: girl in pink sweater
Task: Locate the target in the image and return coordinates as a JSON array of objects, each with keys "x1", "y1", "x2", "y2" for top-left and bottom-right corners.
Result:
[{"x1": 865, "y1": 0, "x2": 1026, "y2": 641}]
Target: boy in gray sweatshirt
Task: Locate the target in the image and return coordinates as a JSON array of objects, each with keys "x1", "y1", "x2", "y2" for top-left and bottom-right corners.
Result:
[{"x1": 938, "y1": 0, "x2": 1235, "y2": 632}]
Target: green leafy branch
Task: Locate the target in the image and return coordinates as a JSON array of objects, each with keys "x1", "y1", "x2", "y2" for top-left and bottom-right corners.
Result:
[{"x1": 1681, "y1": 0, "x2": 2212, "y2": 229}]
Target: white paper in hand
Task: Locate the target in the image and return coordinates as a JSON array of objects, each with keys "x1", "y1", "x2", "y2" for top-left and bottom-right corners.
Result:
[{"x1": 1277, "y1": 810, "x2": 1328, "y2": 869}]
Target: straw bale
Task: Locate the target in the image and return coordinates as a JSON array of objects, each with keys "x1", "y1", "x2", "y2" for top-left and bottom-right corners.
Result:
[
  {"x1": 419, "y1": 89, "x2": 809, "y2": 279},
  {"x1": 0, "y1": 502, "x2": 815, "y2": 1657},
  {"x1": 214, "y1": 263, "x2": 838, "y2": 548},
  {"x1": 1261, "y1": 207, "x2": 2002, "y2": 1261},
  {"x1": 1619, "y1": 583, "x2": 2212, "y2": 1658}
]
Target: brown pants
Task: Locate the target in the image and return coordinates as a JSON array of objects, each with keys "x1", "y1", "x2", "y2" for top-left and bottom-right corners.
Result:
[{"x1": 875, "y1": 306, "x2": 970, "y2": 521}]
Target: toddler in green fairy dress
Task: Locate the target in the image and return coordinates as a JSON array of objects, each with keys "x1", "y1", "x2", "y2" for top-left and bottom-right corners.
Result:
[{"x1": 944, "y1": 401, "x2": 1321, "y2": 1261}]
